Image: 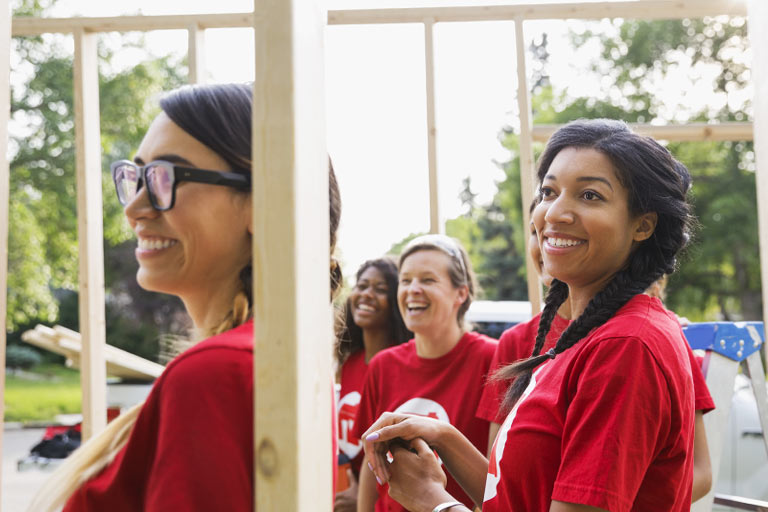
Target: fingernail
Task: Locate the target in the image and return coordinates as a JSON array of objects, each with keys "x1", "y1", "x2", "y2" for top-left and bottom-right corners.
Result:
[
  {"x1": 367, "y1": 461, "x2": 373, "y2": 472},
  {"x1": 375, "y1": 476, "x2": 383, "y2": 485},
  {"x1": 366, "y1": 432, "x2": 380, "y2": 441}
]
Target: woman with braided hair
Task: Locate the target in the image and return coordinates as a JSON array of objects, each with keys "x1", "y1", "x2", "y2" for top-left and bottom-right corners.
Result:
[{"x1": 359, "y1": 119, "x2": 698, "y2": 512}]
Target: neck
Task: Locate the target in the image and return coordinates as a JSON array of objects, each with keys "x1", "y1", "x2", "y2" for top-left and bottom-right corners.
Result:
[
  {"x1": 181, "y1": 275, "x2": 242, "y2": 336},
  {"x1": 362, "y1": 327, "x2": 393, "y2": 363},
  {"x1": 557, "y1": 298, "x2": 572, "y2": 321},
  {"x1": 413, "y1": 321, "x2": 464, "y2": 359}
]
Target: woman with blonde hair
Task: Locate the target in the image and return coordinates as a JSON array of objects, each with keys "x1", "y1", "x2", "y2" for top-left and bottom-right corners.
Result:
[{"x1": 30, "y1": 83, "x2": 342, "y2": 512}]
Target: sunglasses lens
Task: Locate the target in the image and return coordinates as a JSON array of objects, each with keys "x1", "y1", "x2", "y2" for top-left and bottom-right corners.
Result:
[
  {"x1": 146, "y1": 163, "x2": 174, "y2": 209},
  {"x1": 113, "y1": 164, "x2": 138, "y2": 205}
]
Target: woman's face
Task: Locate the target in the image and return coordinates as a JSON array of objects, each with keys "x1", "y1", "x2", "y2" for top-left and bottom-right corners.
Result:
[
  {"x1": 397, "y1": 249, "x2": 467, "y2": 335},
  {"x1": 533, "y1": 147, "x2": 655, "y2": 296},
  {"x1": 349, "y1": 266, "x2": 391, "y2": 330},
  {"x1": 124, "y1": 113, "x2": 252, "y2": 299}
]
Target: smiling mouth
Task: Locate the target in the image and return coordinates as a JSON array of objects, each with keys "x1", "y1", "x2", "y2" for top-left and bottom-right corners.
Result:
[
  {"x1": 406, "y1": 302, "x2": 429, "y2": 313},
  {"x1": 138, "y1": 238, "x2": 178, "y2": 251},
  {"x1": 545, "y1": 237, "x2": 585, "y2": 248},
  {"x1": 356, "y1": 303, "x2": 376, "y2": 313}
]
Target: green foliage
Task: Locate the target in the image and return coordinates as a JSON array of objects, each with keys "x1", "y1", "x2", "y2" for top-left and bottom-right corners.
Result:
[
  {"x1": 4, "y1": 364, "x2": 82, "y2": 422},
  {"x1": 5, "y1": 345, "x2": 42, "y2": 370}
]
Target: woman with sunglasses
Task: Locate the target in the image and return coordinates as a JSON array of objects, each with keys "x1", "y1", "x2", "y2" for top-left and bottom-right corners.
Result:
[
  {"x1": 334, "y1": 257, "x2": 411, "y2": 511},
  {"x1": 353, "y1": 235, "x2": 497, "y2": 512},
  {"x1": 360, "y1": 119, "x2": 698, "y2": 512},
  {"x1": 30, "y1": 83, "x2": 343, "y2": 512}
]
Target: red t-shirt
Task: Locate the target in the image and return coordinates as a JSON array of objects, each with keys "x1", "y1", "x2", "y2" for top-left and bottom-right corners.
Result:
[
  {"x1": 478, "y1": 310, "x2": 714, "y2": 424},
  {"x1": 477, "y1": 312, "x2": 569, "y2": 423},
  {"x1": 353, "y1": 331, "x2": 497, "y2": 512},
  {"x1": 64, "y1": 321, "x2": 256, "y2": 512},
  {"x1": 483, "y1": 295, "x2": 695, "y2": 512},
  {"x1": 338, "y1": 350, "x2": 368, "y2": 476}
]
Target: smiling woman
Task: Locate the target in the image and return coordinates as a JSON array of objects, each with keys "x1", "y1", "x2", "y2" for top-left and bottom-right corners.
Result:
[
  {"x1": 28, "y1": 83, "x2": 344, "y2": 512},
  {"x1": 352, "y1": 234, "x2": 497, "y2": 512}
]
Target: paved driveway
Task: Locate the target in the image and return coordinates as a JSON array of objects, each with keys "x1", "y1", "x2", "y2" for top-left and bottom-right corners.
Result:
[{"x1": 2, "y1": 428, "x2": 50, "y2": 512}]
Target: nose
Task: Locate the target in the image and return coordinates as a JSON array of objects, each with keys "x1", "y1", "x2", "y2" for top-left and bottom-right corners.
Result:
[
  {"x1": 543, "y1": 194, "x2": 575, "y2": 225},
  {"x1": 124, "y1": 184, "x2": 159, "y2": 223}
]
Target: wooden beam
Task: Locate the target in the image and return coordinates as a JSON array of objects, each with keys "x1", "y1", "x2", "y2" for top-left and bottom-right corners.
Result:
[
  {"x1": 424, "y1": 19, "x2": 442, "y2": 234},
  {"x1": 328, "y1": 0, "x2": 746, "y2": 25},
  {"x1": 252, "y1": 0, "x2": 332, "y2": 510},
  {"x1": 0, "y1": 0, "x2": 12, "y2": 504},
  {"x1": 515, "y1": 18, "x2": 542, "y2": 314},
  {"x1": 532, "y1": 122, "x2": 754, "y2": 142},
  {"x1": 187, "y1": 23, "x2": 206, "y2": 84},
  {"x1": 12, "y1": 12, "x2": 255, "y2": 36},
  {"x1": 749, "y1": 0, "x2": 768, "y2": 363},
  {"x1": 73, "y1": 28, "x2": 108, "y2": 441},
  {"x1": 11, "y1": 0, "x2": 747, "y2": 36}
]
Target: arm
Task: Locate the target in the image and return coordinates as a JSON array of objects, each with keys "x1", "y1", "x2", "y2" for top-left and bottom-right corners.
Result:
[
  {"x1": 691, "y1": 411, "x2": 712, "y2": 502},
  {"x1": 487, "y1": 422, "x2": 501, "y2": 456},
  {"x1": 357, "y1": 457, "x2": 378, "y2": 512},
  {"x1": 334, "y1": 469, "x2": 359, "y2": 512},
  {"x1": 362, "y1": 413, "x2": 488, "y2": 507}
]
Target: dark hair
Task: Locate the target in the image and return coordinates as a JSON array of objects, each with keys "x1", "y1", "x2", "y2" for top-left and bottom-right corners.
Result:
[
  {"x1": 399, "y1": 236, "x2": 477, "y2": 327},
  {"x1": 499, "y1": 119, "x2": 696, "y2": 412},
  {"x1": 336, "y1": 258, "x2": 411, "y2": 364},
  {"x1": 159, "y1": 84, "x2": 343, "y2": 327}
]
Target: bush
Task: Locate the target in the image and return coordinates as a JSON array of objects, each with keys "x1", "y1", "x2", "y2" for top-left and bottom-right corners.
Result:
[{"x1": 6, "y1": 345, "x2": 42, "y2": 370}]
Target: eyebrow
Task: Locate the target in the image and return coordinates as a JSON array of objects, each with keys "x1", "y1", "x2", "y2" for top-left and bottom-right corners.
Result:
[
  {"x1": 543, "y1": 174, "x2": 614, "y2": 191},
  {"x1": 133, "y1": 154, "x2": 196, "y2": 166}
]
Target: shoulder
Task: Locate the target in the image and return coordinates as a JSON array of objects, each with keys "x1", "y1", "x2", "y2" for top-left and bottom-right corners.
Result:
[
  {"x1": 157, "y1": 321, "x2": 254, "y2": 394},
  {"x1": 464, "y1": 331, "x2": 498, "y2": 355}
]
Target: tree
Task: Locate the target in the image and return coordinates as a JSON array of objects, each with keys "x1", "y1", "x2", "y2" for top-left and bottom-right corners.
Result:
[{"x1": 9, "y1": 0, "x2": 190, "y2": 360}]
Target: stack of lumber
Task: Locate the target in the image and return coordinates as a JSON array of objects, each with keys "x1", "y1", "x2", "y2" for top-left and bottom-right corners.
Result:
[{"x1": 21, "y1": 324, "x2": 164, "y2": 382}]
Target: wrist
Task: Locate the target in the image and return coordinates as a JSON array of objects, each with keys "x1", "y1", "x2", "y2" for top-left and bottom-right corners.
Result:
[
  {"x1": 431, "y1": 501, "x2": 465, "y2": 512},
  {"x1": 431, "y1": 422, "x2": 457, "y2": 453}
]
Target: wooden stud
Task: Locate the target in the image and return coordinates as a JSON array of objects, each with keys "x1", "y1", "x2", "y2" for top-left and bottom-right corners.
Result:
[
  {"x1": 328, "y1": 0, "x2": 746, "y2": 25},
  {"x1": 11, "y1": 0, "x2": 748, "y2": 37},
  {"x1": 187, "y1": 24, "x2": 207, "y2": 84},
  {"x1": 515, "y1": 17, "x2": 542, "y2": 315},
  {"x1": 533, "y1": 122, "x2": 753, "y2": 142},
  {"x1": 749, "y1": 0, "x2": 768, "y2": 364},
  {"x1": 252, "y1": 0, "x2": 332, "y2": 510},
  {"x1": 73, "y1": 28, "x2": 108, "y2": 441},
  {"x1": 424, "y1": 19, "x2": 442, "y2": 234},
  {"x1": 1, "y1": 0, "x2": 12, "y2": 502}
]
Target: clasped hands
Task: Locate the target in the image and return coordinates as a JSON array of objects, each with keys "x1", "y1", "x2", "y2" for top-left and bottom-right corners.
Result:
[{"x1": 361, "y1": 413, "x2": 457, "y2": 512}]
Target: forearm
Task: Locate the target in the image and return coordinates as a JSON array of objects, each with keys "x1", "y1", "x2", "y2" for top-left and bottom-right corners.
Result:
[
  {"x1": 434, "y1": 424, "x2": 489, "y2": 508},
  {"x1": 487, "y1": 422, "x2": 501, "y2": 456},
  {"x1": 357, "y1": 458, "x2": 378, "y2": 512},
  {"x1": 691, "y1": 412, "x2": 712, "y2": 502}
]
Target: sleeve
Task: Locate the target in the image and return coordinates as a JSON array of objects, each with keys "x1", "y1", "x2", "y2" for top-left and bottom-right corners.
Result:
[
  {"x1": 145, "y1": 347, "x2": 254, "y2": 512},
  {"x1": 551, "y1": 337, "x2": 670, "y2": 512},
  {"x1": 689, "y1": 351, "x2": 715, "y2": 413},
  {"x1": 352, "y1": 359, "x2": 381, "y2": 441}
]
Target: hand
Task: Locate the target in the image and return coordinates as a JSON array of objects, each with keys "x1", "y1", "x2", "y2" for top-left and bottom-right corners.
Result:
[
  {"x1": 333, "y1": 469, "x2": 358, "y2": 512},
  {"x1": 361, "y1": 412, "x2": 449, "y2": 484},
  {"x1": 387, "y1": 438, "x2": 454, "y2": 512},
  {"x1": 676, "y1": 314, "x2": 690, "y2": 327}
]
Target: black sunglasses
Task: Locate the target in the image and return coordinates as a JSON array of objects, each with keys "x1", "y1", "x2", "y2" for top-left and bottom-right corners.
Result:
[{"x1": 111, "y1": 160, "x2": 251, "y2": 211}]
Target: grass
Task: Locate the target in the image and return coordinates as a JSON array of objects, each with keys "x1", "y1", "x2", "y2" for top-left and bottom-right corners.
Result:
[{"x1": 4, "y1": 364, "x2": 82, "y2": 423}]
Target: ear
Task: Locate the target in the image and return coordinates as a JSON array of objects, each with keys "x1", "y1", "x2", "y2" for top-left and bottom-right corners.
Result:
[
  {"x1": 455, "y1": 285, "x2": 469, "y2": 306},
  {"x1": 632, "y1": 212, "x2": 657, "y2": 242},
  {"x1": 245, "y1": 198, "x2": 253, "y2": 236}
]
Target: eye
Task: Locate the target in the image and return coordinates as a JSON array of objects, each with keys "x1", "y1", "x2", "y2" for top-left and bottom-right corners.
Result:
[
  {"x1": 375, "y1": 287, "x2": 388, "y2": 294},
  {"x1": 422, "y1": 278, "x2": 435, "y2": 284},
  {"x1": 540, "y1": 186, "x2": 555, "y2": 199},
  {"x1": 582, "y1": 190, "x2": 603, "y2": 201},
  {"x1": 400, "y1": 278, "x2": 411, "y2": 285}
]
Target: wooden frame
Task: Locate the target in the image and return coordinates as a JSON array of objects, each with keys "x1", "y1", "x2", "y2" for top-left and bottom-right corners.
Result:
[
  {"x1": 3, "y1": 0, "x2": 763, "y2": 510},
  {"x1": 73, "y1": 28, "x2": 108, "y2": 441},
  {"x1": 1, "y1": 0, "x2": 11, "y2": 499},
  {"x1": 251, "y1": 0, "x2": 332, "y2": 509}
]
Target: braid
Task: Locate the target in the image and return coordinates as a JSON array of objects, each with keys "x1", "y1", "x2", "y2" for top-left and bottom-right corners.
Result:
[{"x1": 495, "y1": 279, "x2": 568, "y2": 414}]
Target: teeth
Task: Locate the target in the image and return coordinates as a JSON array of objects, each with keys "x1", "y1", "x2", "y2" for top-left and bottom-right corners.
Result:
[
  {"x1": 138, "y1": 238, "x2": 178, "y2": 251},
  {"x1": 407, "y1": 302, "x2": 428, "y2": 309},
  {"x1": 357, "y1": 304, "x2": 375, "y2": 312},
  {"x1": 548, "y1": 237, "x2": 584, "y2": 248}
]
